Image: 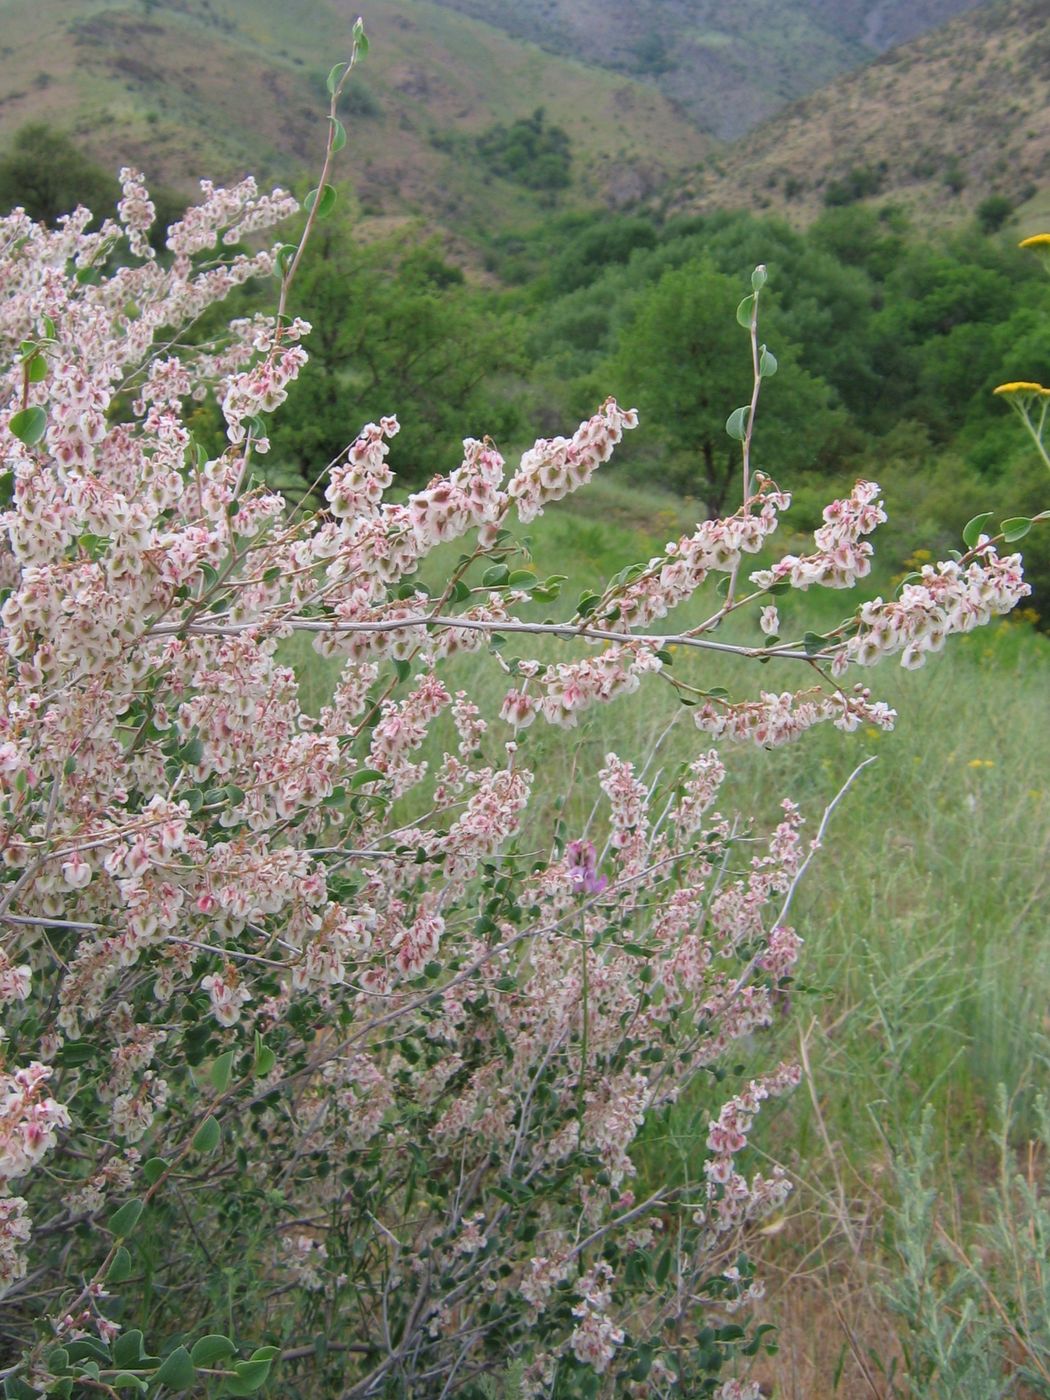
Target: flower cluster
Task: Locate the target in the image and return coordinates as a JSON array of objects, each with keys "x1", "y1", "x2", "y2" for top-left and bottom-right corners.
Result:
[
  {"x1": 752, "y1": 479, "x2": 886, "y2": 592},
  {"x1": 842, "y1": 548, "x2": 1030, "y2": 670},
  {"x1": 507, "y1": 399, "x2": 639, "y2": 522}
]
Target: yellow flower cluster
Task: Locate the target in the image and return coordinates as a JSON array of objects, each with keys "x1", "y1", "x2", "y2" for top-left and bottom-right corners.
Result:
[{"x1": 993, "y1": 382, "x2": 1050, "y2": 397}]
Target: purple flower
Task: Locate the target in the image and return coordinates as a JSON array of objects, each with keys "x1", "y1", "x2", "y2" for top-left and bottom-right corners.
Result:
[{"x1": 565, "y1": 839, "x2": 608, "y2": 896}]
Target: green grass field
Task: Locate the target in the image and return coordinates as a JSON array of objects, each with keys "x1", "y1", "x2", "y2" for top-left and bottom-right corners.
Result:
[{"x1": 290, "y1": 473, "x2": 1049, "y2": 1395}]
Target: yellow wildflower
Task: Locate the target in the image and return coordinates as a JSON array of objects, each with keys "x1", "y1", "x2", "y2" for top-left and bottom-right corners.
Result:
[
  {"x1": 966, "y1": 758, "x2": 994, "y2": 769},
  {"x1": 1018, "y1": 233, "x2": 1050, "y2": 249},
  {"x1": 993, "y1": 381, "x2": 1050, "y2": 396}
]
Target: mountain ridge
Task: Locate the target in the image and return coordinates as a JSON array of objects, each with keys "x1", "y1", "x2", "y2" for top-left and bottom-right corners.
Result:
[
  {"x1": 0, "y1": 0, "x2": 1044, "y2": 242},
  {"x1": 663, "y1": 0, "x2": 1049, "y2": 231},
  {"x1": 423, "y1": 0, "x2": 995, "y2": 138}
]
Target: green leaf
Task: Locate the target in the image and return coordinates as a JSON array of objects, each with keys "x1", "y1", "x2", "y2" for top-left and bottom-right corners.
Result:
[
  {"x1": 725, "y1": 406, "x2": 749, "y2": 441},
  {"x1": 275, "y1": 244, "x2": 297, "y2": 277},
  {"x1": 113, "y1": 1331, "x2": 145, "y2": 1368},
  {"x1": 154, "y1": 1346, "x2": 195, "y2": 1390},
  {"x1": 109, "y1": 1246, "x2": 133, "y2": 1284},
  {"x1": 803, "y1": 631, "x2": 825, "y2": 656},
  {"x1": 352, "y1": 18, "x2": 369, "y2": 54},
  {"x1": 47, "y1": 1346, "x2": 70, "y2": 1371},
  {"x1": 190, "y1": 1335, "x2": 237, "y2": 1366},
  {"x1": 482, "y1": 563, "x2": 510, "y2": 587},
  {"x1": 751, "y1": 264, "x2": 767, "y2": 292},
  {"x1": 111, "y1": 1376, "x2": 147, "y2": 1394},
  {"x1": 963, "y1": 512, "x2": 994, "y2": 548},
  {"x1": 304, "y1": 185, "x2": 337, "y2": 220},
  {"x1": 192, "y1": 1115, "x2": 221, "y2": 1153},
  {"x1": 108, "y1": 1198, "x2": 145, "y2": 1237},
  {"x1": 180, "y1": 737, "x2": 204, "y2": 767},
  {"x1": 759, "y1": 346, "x2": 778, "y2": 378},
  {"x1": 576, "y1": 592, "x2": 600, "y2": 617},
  {"x1": 56, "y1": 1040, "x2": 94, "y2": 1067},
  {"x1": 1000, "y1": 516, "x2": 1032, "y2": 543},
  {"x1": 9, "y1": 406, "x2": 46, "y2": 446},
  {"x1": 210, "y1": 1049, "x2": 236, "y2": 1093},
  {"x1": 253, "y1": 1034, "x2": 277, "y2": 1077},
  {"x1": 65, "y1": 1339, "x2": 111, "y2": 1363},
  {"x1": 736, "y1": 294, "x2": 755, "y2": 328},
  {"x1": 329, "y1": 117, "x2": 347, "y2": 152},
  {"x1": 5, "y1": 1380, "x2": 41, "y2": 1399},
  {"x1": 25, "y1": 353, "x2": 47, "y2": 383},
  {"x1": 142, "y1": 1157, "x2": 168, "y2": 1186},
  {"x1": 326, "y1": 62, "x2": 347, "y2": 94},
  {"x1": 350, "y1": 767, "x2": 384, "y2": 788},
  {"x1": 224, "y1": 1355, "x2": 277, "y2": 1395}
]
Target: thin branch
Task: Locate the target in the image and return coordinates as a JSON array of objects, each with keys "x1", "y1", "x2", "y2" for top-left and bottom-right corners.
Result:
[{"x1": 148, "y1": 611, "x2": 835, "y2": 662}]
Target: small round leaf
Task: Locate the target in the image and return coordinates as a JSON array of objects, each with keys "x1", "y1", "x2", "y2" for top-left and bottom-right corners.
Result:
[
  {"x1": 210, "y1": 1049, "x2": 236, "y2": 1093},
  {"x1": 108, "y1": 1198, "x2": 145, "y2": 1237},
  {"x1": 190, "y1": 1335, "x2": 237, "y2": 1366},
  {"x1": 999, "y1": 516, "x2": 1032, "y2": 543},
  {"x1": 154, "y1": 1346, "x2": 195, "y2": 1389},
  {"x1": 9, "y1": 406, "x2": 47, "y2": 446},
  {"x1": 963, "y1": 512, "x2": 994, "y2": 548},
  {"x1": 192, "y1": 1115, "x2": 221, "y2": 1153}
]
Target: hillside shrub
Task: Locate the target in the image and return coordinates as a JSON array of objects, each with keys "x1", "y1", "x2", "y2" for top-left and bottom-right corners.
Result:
[{"x1": 477, "y1": 109, "x2": 572, "y2": 192}]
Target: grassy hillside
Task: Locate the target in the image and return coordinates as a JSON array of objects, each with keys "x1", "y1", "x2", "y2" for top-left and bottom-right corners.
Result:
[
  {"x1": 667, "y1": 0, "x2": 1049, "y2": 230},
  {"x1": 426, "y1": 0, "x2": 994, "y2": 138},
  {"x1": 0, "y1": 0, "x2": 711, "y2": 232}
]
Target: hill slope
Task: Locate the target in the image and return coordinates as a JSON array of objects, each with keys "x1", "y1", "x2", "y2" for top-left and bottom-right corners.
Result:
[
  {"x1": 0, "y1": 0, "x2": 711, "y2": 229},
  {"x1": 666, "y1": 0, "x2": 1049, "y2": 226},
  {"x1": 425, "y1": 0, "x2": 994, "y2": 138}
]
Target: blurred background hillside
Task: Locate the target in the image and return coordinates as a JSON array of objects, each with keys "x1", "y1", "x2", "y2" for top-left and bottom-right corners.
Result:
[{"x1": 4, "y1": 0, "x2": 1047, "y2": 597}]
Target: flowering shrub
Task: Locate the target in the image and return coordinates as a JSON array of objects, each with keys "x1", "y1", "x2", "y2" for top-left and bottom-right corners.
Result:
[{"x1": 0, "y1": 44, "x2": 1035, "y2": 1400}]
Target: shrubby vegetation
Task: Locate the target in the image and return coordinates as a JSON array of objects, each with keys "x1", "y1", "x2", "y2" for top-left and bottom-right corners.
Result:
[
  {"x1": 477, "y1": 109, "x2": 572, "y2": 193},
  {"x1": 4, "y1": 119, "x2": 1047, "y2": 603}
]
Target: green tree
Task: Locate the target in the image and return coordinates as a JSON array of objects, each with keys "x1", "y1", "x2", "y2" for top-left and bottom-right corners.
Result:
[
  {"x1": 267, "y1": 222, "x2": 524, "y2": 489},
  {"x1": 477, "y1": 108, "x2": 571, "y2": 192},
  {"x1": 608, "y1": 260, "x2": 845, "y2": 517},
  {"x1": 0, "y1": 123, "x2": 118, "y2": 225}
]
